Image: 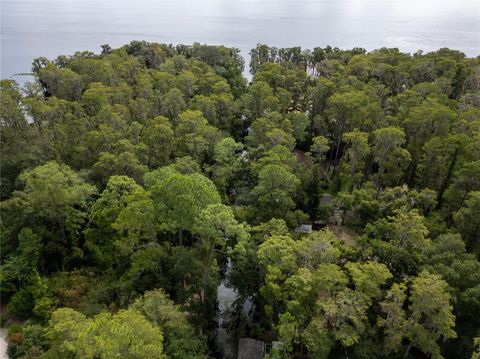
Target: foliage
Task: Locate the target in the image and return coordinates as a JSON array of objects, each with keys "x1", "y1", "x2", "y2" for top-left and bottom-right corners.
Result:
[
  {"x1": 45, "y1": 308, "x2": 165, "y2": 358},
  {"x1": 1, "y1": 42, "x2": 479, "y2": 358},
  {"x1": 131, "y1": 289, "x2": 209, "y2": 359}
]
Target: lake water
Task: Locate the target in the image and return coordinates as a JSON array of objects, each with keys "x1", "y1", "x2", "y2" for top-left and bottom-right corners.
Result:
[{"x1": 1, "y1": 0, "x2": 479, "y2": 82}]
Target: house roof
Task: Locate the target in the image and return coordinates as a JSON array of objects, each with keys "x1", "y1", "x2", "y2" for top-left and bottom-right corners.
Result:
[{"x1": 238, "y1": 338, "x2": 264, "y2": 359}]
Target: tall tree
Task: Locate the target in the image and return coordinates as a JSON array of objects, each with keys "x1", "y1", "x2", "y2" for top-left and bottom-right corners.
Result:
[
  {"x1": 340, "y1": 129, "x2": 371, "y2": 189},
  {"x1": 146, "y1": 167, "x2": 221, "y2": 244},
  {"x1": 193, "y1": 203, "x2": 248, "y2": 307},
  {"x1": 1, "y1": 161, "x2": 96, "y2": 271},
  {"x1": 252, "y1": 164, "x2": 301, "y2": 224},
  {"x1": 372, "y1": 127, "x2": 411, "y2": 190},
  {"x1": 45, "y1": 308, "x2": 166, "y2": 358},
  {"x1": 379, "y1": 271, "x2": 456, "y2": 358},
  {"x1": 131, "y1": 289, "x2": 208, "y2": 359}
]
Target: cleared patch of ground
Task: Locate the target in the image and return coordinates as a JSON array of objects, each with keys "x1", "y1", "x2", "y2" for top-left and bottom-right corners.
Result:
[{"x1": 327, "y1": 224, "x2": 357, "y2": 247}]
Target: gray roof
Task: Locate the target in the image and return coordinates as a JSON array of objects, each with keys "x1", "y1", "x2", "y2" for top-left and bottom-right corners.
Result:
[
  {"x1": 295, "y1": 224, "x2": 313, "y2": 233},
  {"x1": 238, "y1": 338, "x2": 264, "y2": 359},
  {"x1": 319, "y1": 193, "x2": 333, "y2": 204}
]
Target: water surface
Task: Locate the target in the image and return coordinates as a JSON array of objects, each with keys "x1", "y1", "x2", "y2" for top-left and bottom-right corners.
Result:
[{"x1": 1, "y1": 0, "x2": 479, "y2": 82}]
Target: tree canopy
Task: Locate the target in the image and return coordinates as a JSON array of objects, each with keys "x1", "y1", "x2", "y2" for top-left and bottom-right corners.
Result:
[{"x1": 1, "y1": 42, "x2": 479, "y2": 359}]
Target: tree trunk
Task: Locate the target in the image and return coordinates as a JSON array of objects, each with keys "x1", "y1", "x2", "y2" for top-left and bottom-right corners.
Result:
[
  {"x1": 437, "y1": 147, "x2": 459, "y2": 208},
  {"x1": 404, "y1": 342, "x2": 412, "y2": 358},
  {"x1": 58, "y1": 221, "x2": 68, "y2": 271},
  {"x1": 376, "y1": 172, "x2": 383, "y2": 197},
  {"x1": 349, "y1": 161, "x2": 357, "y2": 192},
  {"x1": 203, "y1": 238, "x2": 216, "y2": 308},
  {"x1": 178, "y1": 229, "x2": 183, "y2": 246},
  {"x1": 406, "y1": 159, "x2": 418, "y2": 187},
  {"x1": 332, "y1": 137, "x2": 342, "y2": 177}
]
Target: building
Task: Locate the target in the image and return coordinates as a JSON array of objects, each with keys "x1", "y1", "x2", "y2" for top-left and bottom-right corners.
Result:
[{"x1": 237, "y1": 338, "x2": 264, "y2": 359}]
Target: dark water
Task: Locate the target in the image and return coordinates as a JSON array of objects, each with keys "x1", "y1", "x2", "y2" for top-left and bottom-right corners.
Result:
[{"x1": 1, "y1": 0, "x2": 479, "y2": 82}]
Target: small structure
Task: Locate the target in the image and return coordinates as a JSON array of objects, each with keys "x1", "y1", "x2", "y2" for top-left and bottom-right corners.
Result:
[
  {"x1": 295, "y1": 223, "x2": 313, "y2": 233},
  {"x1": 292, "y1": 148, "x2": 313, "y2": 168},
  {"x1": 237, "y1": 338, "x2": 264, "y2": 359},
  {"x1": 296, "y1": 193, "x2": 333, "y2": 233},
  {"x1": 312, "y1": 219, "x2": 327, "y2": 230},
  {"x1": 296, "y1": 220, "x2": 328, "y2": 232},
  {"x1": 319, "y1": 193, "x2": 333, "y2": 204}
]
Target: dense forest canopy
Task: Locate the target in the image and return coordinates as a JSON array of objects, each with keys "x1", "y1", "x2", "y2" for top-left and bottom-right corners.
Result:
[{"x1": 1, "y1": 41, "x2": 479, "y2": 359}]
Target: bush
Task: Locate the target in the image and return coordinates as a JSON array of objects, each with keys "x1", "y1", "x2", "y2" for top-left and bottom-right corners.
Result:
[
  {"x1": 7, "y1": 323, "x2": 22, "y2": 337},
  {"x1": 8, "y1": 289, "x2": 35, "y2": 319},
  {"x1": 316, "y1": 203, "x2": 332, "y2": 222},
  {"x1": 8, "y1": 324, "x2": 48, "y2": 359}
]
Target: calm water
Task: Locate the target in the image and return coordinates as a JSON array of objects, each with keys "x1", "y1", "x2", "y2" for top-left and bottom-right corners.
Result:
[{"x1": 1, "y1": 0, "x2": 479, "y2": 83}]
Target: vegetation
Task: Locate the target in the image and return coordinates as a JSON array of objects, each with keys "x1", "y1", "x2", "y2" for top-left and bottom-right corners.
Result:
[{"x1": 1, "y1": 41, "x2": 479, "y2": 358}]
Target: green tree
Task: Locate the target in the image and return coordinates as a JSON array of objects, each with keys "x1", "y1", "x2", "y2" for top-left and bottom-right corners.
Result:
[
  {"x1": 7, "y1": 324, "x2": 48, "y2": 359},
  {"x1": 0, "y1": 80, "x2": 37, "y2": 199},
  {"x1": 287, "y1": 111, "x2": 310, "y2": 144},
  {"x1": 241, "y1": 81, "x2": 279, "y2": 121},
  {"x1": 258, "y1": 234, "x2": 298, "y2": 321},
  {"x1": 473, "y1": 338, "x2": 480, "y2": 359},
  {"x1": 175, "y1": 110, "x2": 222, "y2": 164},
  {"x1": 131, "y1": 289, "x2": 208, "y2": 359},
  {"x1": 325, "y1": 89, "x2": 373, "y2": 166},
  {"x1": 168, "y1": 245, "x2": 218, "y2": 327},
  {"x1": 372, "y1": 127, "x2": 411, "y2": 190},
  {"x1": 408, "y1": 271, "x2": 457, "y2": 357},
  {"x1": 377, "y1": 282, "x2": 408, "y2": 353},
  {"x1": 316, "y1": 288, "x2": 370, "y2": 347},
  {"x1": 193, "y1": 203, "x2": 248, "y2": 306},
  {"x1": 245, "y1": 112, "x2": 295, "y2": 152},
  {"x1": 146, "y1": 167, "x2": 221, "y2": 243},
  {"x1": 453, "y1": 191, "x2": 480, "y2": 253},
  {"x1": 423, "y1": 233, "x2": 480, "y2": 292},
  {"x1": 176, "y1": 70, "x2": 198, "y2": 98},
  {"x1": 0, "y1": 228, "x2": 43, "y2": 308},
  {"x1": 85, "y1": 175, "x2": 155, "y2": 269},
  {"x1": 345, "y1": 261, "x2": 392, "y2": 300},
  {"x1": 251, "y1": 164, "x2": 301, "y2": 224},
  {"x1": 296, "y1": 229, "x2": 341, "y2": 268},
  {"x1": 416, "y1": 135, "x2": 462, "y2": 191},
  {"x1": 207, "y1": 137, "x2": 244, "y2": 199},
  {"x1": 250, "y1": 145, "x2": 297, "y2": 177},
  {"x1": 310, "y1": 136, "x2": 330, "y2": 164},
  {"x1": 308, "y1": 77, "x2": 335, "y2": 118},
  {"x1": 366, "y1": 207, "x2": 430, "y2": 275},
  {"x1": 340, "y1": 130, "x2": 371, "y2": 189},
  {"x1": 443, "y1": 160, "x2": 480, "y2": 212},
  {"x1": 6, "y1": 270, "x2": 51, "y2": 319},
  {"x1": 303, "y1": 316, "x2": 334, "y2": 359},
  {"x1": 2, "y1": 162, "x2": 95, "y2": 270},
  {"x1": 1, "y1": 228, "x2": 41, "y2": 288},
  {"x1": 45, "y1": 308, "x2": 165, "y2": 358},
  {"x1": 161, "y1": 87, "x2": 186, "y2": 122},
  {"x1": 91, "y1": 139, "x2": 148, "y2": 187},
  {"x1": 38, "y1": 64, "x2": 85, "y2": 100},
  {"x1": 404, "y1": 99, "x2": 456, "y2": 183},
  {"x1": 142, "y1": 116, "x2": 174, "y2": 168},
  {"x1": 379, "y1": 271, "x2": 456, "y2": 358}
]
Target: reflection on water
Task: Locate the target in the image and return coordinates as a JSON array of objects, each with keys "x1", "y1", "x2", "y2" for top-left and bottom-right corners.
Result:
[
  {"x1": 216, "y1": 278, "x2": 237, "y2": 359},
  {"x1": 1, "y1": 0, "x2": 479, "y2": 83},
  {"x1": 216, "y1": 258, "x2": 254, "y2": 358}
]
